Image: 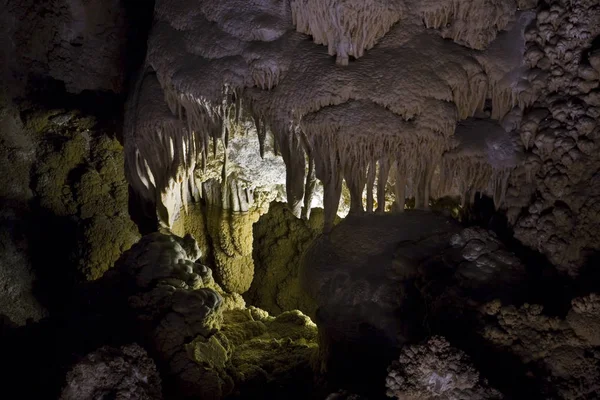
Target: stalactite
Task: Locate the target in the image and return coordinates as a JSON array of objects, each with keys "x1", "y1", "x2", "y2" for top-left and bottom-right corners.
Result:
[
  {"x1": 420, "y1": 0, "x2": 515, "y2": 50},
  {"x1": 365, "y1": 160, "x2": 377, "y2": 213},
  {"x1": 290, "y1": 0, "x2": 405, "y2": 65},
  {"x1": 126, "y1": 0, "x2": 535, "y2": 234},
  {"x1": 344, "y1": 166, "x2": 366, "y2": 215},
  {"x1": 376, "y1": 158, "x2": 391, "y2": 213},
  {"x1": 491, "y1": 168, "x2": 511, "y2": 208},
  {"x1": 275, "y1": 126, "x2": 306, "y2": 218},
  {"x1": 302, "y1": 136, "x2": 317, "y2": 221},
  {"x1": 314, "y1": 153, "x2": 343, "y2": 232},
  {"x1": 394, "y1": 163, "x2": 406, "y2": 212},
  {"x1": 253, "y1": 116, "x2": 267, "y2": 159}
]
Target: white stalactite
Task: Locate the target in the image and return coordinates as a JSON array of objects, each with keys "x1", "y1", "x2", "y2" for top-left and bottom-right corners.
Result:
[{"x1": 124, "y1": 0, "x2": 538, "y2": 230}]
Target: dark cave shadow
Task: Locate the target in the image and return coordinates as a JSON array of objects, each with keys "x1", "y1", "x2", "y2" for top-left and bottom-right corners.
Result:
[
  {"x1": 0, "y1": 191, "x2": 134, "y2": 399},
  {"x1": 318, "y1": 320, "x2": 398, "y2": 400},
  {"x1": 0, "y1": 265, "x2": 140, "y2": 400},
  {"x1": 0, "y1": 1, "x2": 159, "y2": 397},
  {"x1": 128, "y1": 185, "x2": 158, "y2": 235},
  {"x1": 465, "y1": 194, "x2": 578, "y2": 316},
  {"x1": 439, "y1": 319, "x2": 550, "y2": 400},
  {"x1": 574, "y1": 250, "x2": 600, "y2": 296}
]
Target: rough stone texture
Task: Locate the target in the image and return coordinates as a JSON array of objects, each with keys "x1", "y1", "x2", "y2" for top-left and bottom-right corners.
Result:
[
  {"x1": 246, "y1": 202, "x2": 322, "y2": 317},
  {"x1": 29, "y1": 109, "x2": 140, "y2": 280},
  {"x1": 448, "y1": 226, "x2": 525, "y2": 294},
  {"x1": 386, "y1": 336, "x2": 502, "y2": 400},
  {"x1": 105, "y1": 232, "x2": 226, "y2": 398},
  {"x1": 509, "y1": 0, "x2": 600, "y2": 275},
  {"x1": 301, "y1": 211, "x2": 530, "y2": 396},
  {"x1": 0, "y1": 96, "x2": 47, "y2": 325},
  {"x1": 60, "y1": 343, "x2": 163, "y2": 400},
  {"x1": 325, "y1": 391, "x2": 367, "y2": 400},
  {"x1": 0, "y1": 228, "x2": 47, "y2": 326},
  {"x1": 481, "y1": 294, "x2": 600, "y2": 398},
  {"x1": 3, "y1": 0, "x2": 127, "y2": 94},
  {"x1": 103, "y1": 231, "x2": 318, "y2": 399},
  {"x1": 205, "y1": 206, "x2": 260, "y2": 294},
  {"x1": 301, "y1": 211, "x2": 461, "y2": 389},
  {"x1": 186, "y1": 308, "x2": 318, "y2": 399}
]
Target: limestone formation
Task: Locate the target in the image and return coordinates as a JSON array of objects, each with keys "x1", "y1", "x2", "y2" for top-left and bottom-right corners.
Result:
[
  {"x1": 0, "y1": 98, "x2": 47, "y2": 325},
  {"x1": 481, "y1": 294, "x2": 600, "y2": 398},
  {"x1": 102, "y1": 231, "x2": 318, "y2": 399},
  {"x1": 125, "y1": 0, "x2": 537, "y2": 232},
  {"x1": 3, "y1": 0, "x2": 127, "y2": 94},
  {"x1": 60, "y1": 344, "x2": 163, "y2": 400},
  {"x1": 386, "y1": 336, "x2": 502, "y2": 400},
  {"x1": 246, "y1": 202, "x2": 321, "y2": 317},
  {"x1": 3, "y1": 1, "x2": 600, "y2": 399},
  {"x1": 509, "y1": 0, "x2": 600, "y2": 275},
  {"x1": 30, "y1": 109, "x2": 140, "y2": 280}
]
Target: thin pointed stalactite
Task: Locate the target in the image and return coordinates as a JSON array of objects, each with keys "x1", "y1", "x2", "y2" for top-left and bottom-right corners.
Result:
[
  {"x1": 277, "y1": 129, "x2": 306, "y2": 218},
  {"x1": 315, "y1": 154, "x2": 343, "y2": 233},
  {"x1": 492, "y1": 168, "x2": 511, "y2": 208},
  {"x1": 376, "y1": 158, "x2": 391, "y2": 213},
  {"x1": 366, "y1": 160, "x2": 376, "y2": 213},
  {"x1": 302, "y1": 134, "x2": 317, "y2": 220},
  {"x1": 344, "y1": 167, "x2": 366, "y2": 215},
  {"x1": 253, "y1": 116, "x2": 267, "y2": 159},
  {"x1": 394, "y1": 164, "x2": 406, "y2": 213}
]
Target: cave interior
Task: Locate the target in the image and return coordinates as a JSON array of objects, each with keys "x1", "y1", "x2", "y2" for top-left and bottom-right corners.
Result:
[{"x1": 1, "y1": 0, "x2": 600, "y2": 399}]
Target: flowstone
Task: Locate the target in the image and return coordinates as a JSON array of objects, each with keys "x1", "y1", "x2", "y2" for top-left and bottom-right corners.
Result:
[
  {"x1": 100, "y1": 231, "x2": 319, "y2": 399},
  {"x1": 246, "y1": 202, "x2": 322, "y2": 318},
  {"x1": 30, "y1": 109, "x2": 140, "y2": 280},
  {"x1": 187, "y1": 308, "x2": 318, "y2": 399}
]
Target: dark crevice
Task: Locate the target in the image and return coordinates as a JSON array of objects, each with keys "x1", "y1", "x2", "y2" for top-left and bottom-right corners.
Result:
[{"x1": 465, "y1": 194, "x2": 576, "y2": 316}]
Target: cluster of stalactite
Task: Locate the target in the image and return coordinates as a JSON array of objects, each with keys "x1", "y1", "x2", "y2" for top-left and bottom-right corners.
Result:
[{"x1": 124, "y1": 0, "x2": 538, "y2": 232}]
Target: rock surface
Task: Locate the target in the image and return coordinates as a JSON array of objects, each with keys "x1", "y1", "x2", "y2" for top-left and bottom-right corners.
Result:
[
  {"x1": 60, "y1": 343, "x2": 163, "y2": 400},
  {"x1": 3, "y1": 0, "x2": 127, "y2": 94},
  {"x1": 386, "y1": 336, "x2": 502, "y2": 400}
]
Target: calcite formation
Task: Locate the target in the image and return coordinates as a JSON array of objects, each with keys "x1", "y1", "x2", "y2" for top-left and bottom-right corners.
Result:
[
  {"x1": 31, "y1": 110, "x2": 140, "y2": 280},
  {"x1": 386, "y1": 336, "x2": 502, "y2": 400},
  {"x1": 125, "y1": 0, "x2": 536, "y2": 232},
  {"x1": 60, "y1": 344, "x2": 163, "y2": 400},
  {"x1": 246, "y1": 202, "x2": 321, "y2": 317},
  {"x1": 481, "y1": 294, "x2": 600, "y2": 398},
  {"x1": 100, "y1": 231, "x2": 318, "y2": 399},
  {"x1": 509, "y1": 0, "x2": 600, "y2": 275}
]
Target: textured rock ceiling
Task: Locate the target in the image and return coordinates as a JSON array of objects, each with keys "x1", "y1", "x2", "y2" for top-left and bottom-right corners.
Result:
[{"x1": 125, "y1": 0, "x2": 599, "y2": 236}]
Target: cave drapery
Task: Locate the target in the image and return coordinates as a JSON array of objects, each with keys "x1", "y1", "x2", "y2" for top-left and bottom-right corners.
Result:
[{"x1": 2, "y1": 0, "x2": 600, "y2": 399}]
